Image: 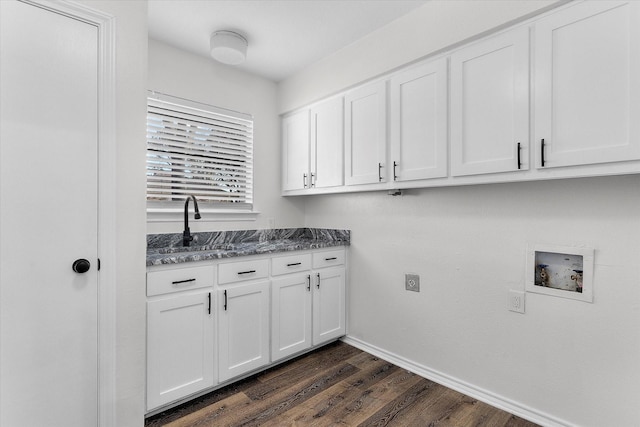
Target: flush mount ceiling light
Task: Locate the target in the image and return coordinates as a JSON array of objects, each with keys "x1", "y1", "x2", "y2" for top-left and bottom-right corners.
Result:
[{"x1": 210, "y1": 30, "x2": 247, "y2": 65}]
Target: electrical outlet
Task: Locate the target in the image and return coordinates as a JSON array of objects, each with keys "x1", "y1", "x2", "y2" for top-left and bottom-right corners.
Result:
[
  {"x1": 405, "y1": 274, "x2": 420, "y2": 292},
  {"x1": 508, "y1": 290, "x2": 525, "y2": 313}
]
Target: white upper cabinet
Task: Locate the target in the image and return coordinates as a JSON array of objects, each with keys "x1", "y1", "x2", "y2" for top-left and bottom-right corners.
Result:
[
  {"x1": 281, "y1": 1, "x2": 640, "y2": 196},
  {"x1": 450, "y1": 27, "x2": 530, "y2": 176},
  {"x1": 389, "y1": 58, "x2": 448, "y2": 182},
  {"x1": 345, "y1": 81, "x2": 387, "y2": 185},
  {"x1": 534, "y1": 1, "x2": 640, "y2": 168},
  {"x1": 282, "y1": 110, "x2": 310, "y2": 191},
  {"x1": 311, "y1": 97, "x2": 344, "y2": 188}
]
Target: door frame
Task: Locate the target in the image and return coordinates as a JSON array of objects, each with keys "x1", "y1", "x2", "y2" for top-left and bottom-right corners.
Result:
[{"x1": 16, "y1": 1, "x2": 117, "y2": 425}]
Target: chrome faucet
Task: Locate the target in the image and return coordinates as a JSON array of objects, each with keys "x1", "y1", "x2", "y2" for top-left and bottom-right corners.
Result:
[{"x1": 183, "y1": 195, "x2": 201, "y2": 246}]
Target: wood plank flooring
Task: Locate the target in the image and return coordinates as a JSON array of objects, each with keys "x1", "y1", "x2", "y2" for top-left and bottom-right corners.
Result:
[{"x1": 145, "y1": 341, "x2": 539, "y2": 427}]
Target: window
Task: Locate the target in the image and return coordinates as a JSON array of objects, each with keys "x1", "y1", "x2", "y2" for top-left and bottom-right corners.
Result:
[{"x1": 146, "y1": 92, "x2": 253, "y2": 215}]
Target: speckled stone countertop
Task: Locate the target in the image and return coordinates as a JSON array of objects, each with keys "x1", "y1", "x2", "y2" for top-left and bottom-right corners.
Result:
[{"x1": 147, "y1": 228, "x2": 350, "y2": 266}]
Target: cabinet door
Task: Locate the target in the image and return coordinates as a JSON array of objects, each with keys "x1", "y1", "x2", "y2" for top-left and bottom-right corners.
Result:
[
  {"x1": 311, "y1": 97, "x2": 344, "y2": 188},
  {"x1": 282, "y1": 110, "x2": 310, "y2": 191},
  {"x1": 271, "y1": 274, "x2": 313, "y2": 362},
  {"x1": 218, "y1": 281, "x2": 270, "y2": 383},
  {"x1": 147, "y1": 291, "x2": 214, "y2": 410},
  {"x1": 534, "y1": 1, "x2": 640, "y2": 168},
  {"x1": 345, "y1": 81, "x2": 387, "y2": 185},
  {"x1": 390, "y1": 58, "x2": 448, "y2": 182},
  {"x1": 450, "y1": 27, "x2": 529, "y2": 176},
  {"x1": 312, "y1": 267, "x2": 346, "y2": 345}
]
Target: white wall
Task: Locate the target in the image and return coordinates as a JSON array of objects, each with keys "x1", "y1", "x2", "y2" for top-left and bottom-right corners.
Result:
[
  {"x1": 279, "y1": 1, "x2": 640, "y2": 426},
  {"x1": 76, "y1": 1, "x2": 148, "y2": 426},
  {"x1": 278, "y1": 0, "x2": 562, "y2": 113},
  {"x1": 305, "y1": 177, "x2": 640, "y2": 426},
  {"x1": 147, "y1": 39, "x2": 305, "y2": 234}
]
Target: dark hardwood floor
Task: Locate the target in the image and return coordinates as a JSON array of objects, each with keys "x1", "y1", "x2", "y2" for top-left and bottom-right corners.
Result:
[{"x1": 145, "y1": 341, "x2": 539, "y2": 427}]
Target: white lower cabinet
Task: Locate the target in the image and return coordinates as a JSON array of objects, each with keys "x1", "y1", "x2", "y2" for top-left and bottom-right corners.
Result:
[
  {"x1": 271, "y1": 273, "x2": 313, "y2": 361},
  {"x1": 312, "y1": 250, "x2": 346, "y2": 345},
  {"x1": 271, "y1": 249, "x2": 346, "y2": 363},
  {"x1": 312, "y1": 266, "x2": 346, "y2": 345},
  {"x1": 146, "y1": 265, "x2": 215, "y2": 411},
  {"x1": 217, "y1": 280, "x2": 271, "y2": 383},
  {"x1": 147, "y1": 247, "x2": 347, "y2": 412}
]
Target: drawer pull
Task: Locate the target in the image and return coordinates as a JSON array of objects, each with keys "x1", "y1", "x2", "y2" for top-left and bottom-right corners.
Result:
[
  {"x1": 287, "y1": 262, "x2": 302, "y2": 267},
  {"x1": 172, "y1": 278, "x2": 196, "y2": 285},
  {"x1": 325, "y1": 257, "x2": 337, "y2": 261},
  {"x1": 237, "y1": 270, "x2": 256, "y2": 275}
]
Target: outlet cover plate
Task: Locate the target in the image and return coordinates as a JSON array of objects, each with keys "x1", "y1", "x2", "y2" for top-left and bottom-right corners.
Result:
[
  {"x1": 405, "y1": 274, "x2": 420, "y2": 292},
  {"x1": 508, "y1": 290, "x2": 525, "y2": 313}
]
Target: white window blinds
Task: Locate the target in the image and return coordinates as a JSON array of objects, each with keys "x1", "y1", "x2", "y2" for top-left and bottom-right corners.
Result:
[{"x1": 146, "y1": 92, "x2": 253, "y2": 209}]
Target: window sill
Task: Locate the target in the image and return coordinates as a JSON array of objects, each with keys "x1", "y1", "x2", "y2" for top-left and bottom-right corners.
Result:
[{"x1": 147, "y1": 208, "x2": 260, "y2": 223}]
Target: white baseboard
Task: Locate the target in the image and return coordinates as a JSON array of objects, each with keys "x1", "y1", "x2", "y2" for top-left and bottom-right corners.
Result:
[{"x1": 341, "y1": 336, "x2": 572, "y2": 427}]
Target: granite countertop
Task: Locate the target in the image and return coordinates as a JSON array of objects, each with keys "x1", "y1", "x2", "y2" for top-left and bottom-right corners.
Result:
[{"x1": 146, "y1": 228, "x2": 350, "y2": 267}]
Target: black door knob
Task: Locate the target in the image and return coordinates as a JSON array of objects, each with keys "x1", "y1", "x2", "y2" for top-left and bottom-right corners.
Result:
[{"x1": 72, "y1": 259, "x2": 91, "y2": 274}]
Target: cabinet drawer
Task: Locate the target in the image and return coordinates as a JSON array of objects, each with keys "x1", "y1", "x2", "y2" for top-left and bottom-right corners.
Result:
[
  {"x1": 271, "y1": 253, "x2": 312, "y2": 276},
  {"x1": 147, "y1": 265, "x2": 214, "y2": 297},
  {"x1": 218, "y1": 258, "x2": 269, "y2": 284},
  {"x1": 313, "y1": 248, "x2": 345, "y2": 269}
]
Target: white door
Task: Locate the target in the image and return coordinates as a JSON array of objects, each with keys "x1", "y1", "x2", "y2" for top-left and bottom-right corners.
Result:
[
  {"x1": 450, "y1": 27, "x2": 530, "y2": 176},
  {"x1": 218, "y1": 281, "x2": 270, "y2": 382},
  {"x1": 311, "y1": 97, "x2": 344, "y2": 189},
  {"x1": 271, "y1": 274, "x2": 312, "y2": 362},
  {"x1": 345, "y1": 81, "x2": 387, "y2": 185},
  {"x1": 534, "y1": 1, "x2": 640, "y2": 168},
  {"x1": 0, "y1": 1, "x2": 99, "y2": 426},
  {"x1": 390, "y1": 58, "x2": 448, "y2": 182},
  {"x1": 282, "y1": 110, "x2": 310, "y2": 191},
  {"x1": 312, "y1": 267, "x2": 346, "y2": 345}
]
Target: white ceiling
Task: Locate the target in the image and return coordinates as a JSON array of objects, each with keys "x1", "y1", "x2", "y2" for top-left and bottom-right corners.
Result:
[{"x1": 148, "y1": 0, "x2": 428, "y2": 82}]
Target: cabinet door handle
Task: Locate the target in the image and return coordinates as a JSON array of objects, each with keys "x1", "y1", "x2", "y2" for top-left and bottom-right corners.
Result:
[
  {"x1": 541, "y1": 139, "x2": 546, "y2": 167},
  {"x1": 237, "y1": 270, "x2": 256, "y2": 275},
  {"x1": 393, "y1": 161, "x2": 398, "y2": 181},
  {"x1": 325, "y1": 257, "x2": 337, "y2": 261},
  {"x1": 310, "y1": 172, "x2": 316, "y2": 187},
  {"x1": 172, "y1": 278, "x2": 195, "y2": 286},
  {"x1": 307, "y1": 274, "x2": 311, "y2": 291},
  {"x1": 208, "y1": 292, "x2": 211, "y2": 314},
  {"x1": 517, "y1": 142, "x2": 521, "y2": 170},
  {"x1": 223, "y1": 290, "x2": 228, "y2": 311},
  {"x1": 378, "y1": 163, "x2": 383, "y2": 182},
  {"x1": 303, "y1": 173, "x2": 308, "y2": 188},
  {"x1": 316, "y1": 273, "x2": 321, "y2": 289},
  {"x1": 287, "y1": 262, "x2": 302, "y2": 267}
]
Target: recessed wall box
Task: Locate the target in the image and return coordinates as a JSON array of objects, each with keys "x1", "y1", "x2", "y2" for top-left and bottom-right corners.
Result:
[
  {"x1": 526, "y1": 244, "x2": 594, "y2": 303},
  {"x1": 405, "y1": 273, "x2": 420, "y2": 292}
]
